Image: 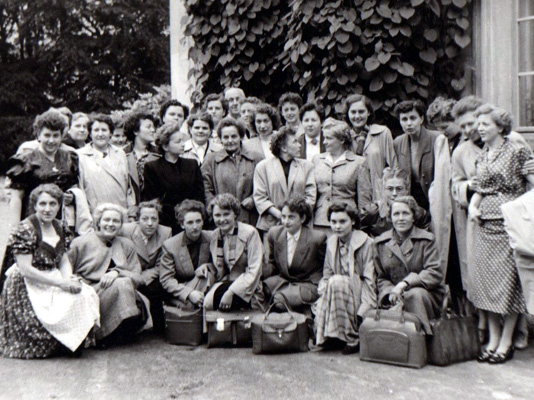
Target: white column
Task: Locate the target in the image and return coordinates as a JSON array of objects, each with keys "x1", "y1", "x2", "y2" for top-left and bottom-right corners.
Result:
[{"x1": 170, "y1": 0, "x2": 193, "y2": 105}]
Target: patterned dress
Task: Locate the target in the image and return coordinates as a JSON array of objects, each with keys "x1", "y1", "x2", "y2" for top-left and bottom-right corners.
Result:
[
  {"x1": 0, "y1": 216, "x2": 71, "y2": 358},
  {"x1": 471, "y1": 139, "x2": 529, "y2": 314}
]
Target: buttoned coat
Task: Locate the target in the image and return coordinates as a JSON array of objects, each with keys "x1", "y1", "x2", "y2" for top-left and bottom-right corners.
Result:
[
  {"x1": 352, "y1": 124, "x2": 398, "y2": 203},
  {"x1": 312, "y1": 151, "x2": 373, "y2": 227},
  {"x1": 121, "y1": 222, "x2": 172, "y2": 286},
  {"x1": 373, "y1": 227, "x2": 445, "y2": 306},
  {"x1": 394, "y1": 127, "x2": 440, "y2": 203},
  {"x1": 204, "y1": 222, "x2": 265, "y2": 309},
  {"x1": 158, "y1": 231, "x2": 214, "y2": 303},
  {"x1": 318, "y1": 230, "x2": 377, "y2": 317},
  {"x1": 77, "y1": 143, "x2": 130, "y2": 211},
  {"x1": 201, "y1": 147, "x2": 260, "y2": 224},
  {"x1": 253, "y1": 157, "x2": 316, "y2": 231},
  {"x1": 264, "y1": 226, "x2": 326, "y2": 304}
]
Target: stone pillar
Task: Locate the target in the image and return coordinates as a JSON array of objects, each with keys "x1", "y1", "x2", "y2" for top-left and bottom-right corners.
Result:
[{"x1": 170, "y1": 0, "x2": 193, "y2": 105}]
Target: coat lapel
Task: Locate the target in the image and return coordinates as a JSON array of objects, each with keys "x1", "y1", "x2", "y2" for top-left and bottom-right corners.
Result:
[
  {"x1": 131, "y1": 226, "x2": 150, "y2": 263},
  {"x1": 289, "y1": 227, "x2": 309, "y2": 271},
  {"x1": 385, "y1": 238, "x2": 409, "y2": 269},
  {"x1": 177, "y1": 239, "x2": 196, "y2": 276},
  {"x1": 272, "y1": 158, "x2": 288, "y2": 195},
  {"x1": 276, "y1": 230, "x2": 289, "y2": 275}
]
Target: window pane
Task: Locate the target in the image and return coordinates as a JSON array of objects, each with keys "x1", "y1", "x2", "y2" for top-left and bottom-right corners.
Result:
[
  {"x1": 519, "y1": 0, "x2": 534, "y2": 17},
  {"x1": 518, "y1": 20, "x2": 534, "y2": 72},
  {"x1": 519, "y1": 76, "x2": 534, "y2": 127}
]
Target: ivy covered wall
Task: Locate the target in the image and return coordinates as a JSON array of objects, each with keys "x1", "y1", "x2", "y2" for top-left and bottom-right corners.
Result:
[{"x1": 184, "y1": 0, "x2": 472, "y2": 125}]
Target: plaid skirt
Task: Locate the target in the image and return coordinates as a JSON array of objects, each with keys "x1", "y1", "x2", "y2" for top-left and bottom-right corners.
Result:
[{"x1": 314, "y1": 275, "x2": 360, "y2": 346}]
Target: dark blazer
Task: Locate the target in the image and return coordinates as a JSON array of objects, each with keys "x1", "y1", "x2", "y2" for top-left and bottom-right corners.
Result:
[
  {"x1": 158, "y1": 230, "x2": 213, "y2": 303},
  {"x1": 264, "y1": 225, "x2": 326, "y2": 285},
  {"x1": 142, "y1": 157, "x2": 205, "y2": 230},
  {"x1": 393, "y1": 127, "x2": 440, "y2": 202},
  {"x1": 298, "y1": 133, "x2": 326, "y2": 160}
]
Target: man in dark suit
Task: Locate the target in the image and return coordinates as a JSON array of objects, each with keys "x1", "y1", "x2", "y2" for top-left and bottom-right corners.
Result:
[
  {"x1": 264, "y1": 197, "x2": 327, "y2": 310},
  {"x1": 393, "y1": 99, "x2": 440, "y2": 211},
  {"x1": 298, "y1": 102, "x2": 326, "y2": 161},
  {"x1": 158, "y1": 200, "x2": 215, "y2": 310},
  {"x1": 121, "y1": 201, "x2": 172, "y2": 332}
]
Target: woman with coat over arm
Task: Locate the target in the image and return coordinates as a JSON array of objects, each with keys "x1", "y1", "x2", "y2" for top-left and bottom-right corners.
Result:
[
  {"x1": 68, "y1": 203, "x2": 152, "y2": 347},
  {"x1": 201, "y1": 117, "x2": 260, "y2": 225},
  {"x1": 314, "y1": 202, "x2": 376, "y2": 355},
  {"x1": 142, "y1": 123, "x2": 205, "y2": 232},
  {"x1": 374, "y1": 195, "x2": 445, "y2": 335},
  {"x1": 253, "y1": 126, "x2": 316, "y2": 235},
  {"x1": 203, "y1": 194, "x2": 265, "y2": 311},
  {"x1": 312, "y1": 120, "x2": 373, "y2": 233},
  {"x1": 264, "y1": 197, "x2": 327, "y2": 311}
]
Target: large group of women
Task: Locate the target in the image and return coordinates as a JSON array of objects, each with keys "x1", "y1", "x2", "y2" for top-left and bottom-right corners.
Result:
[{"x1": 0, "y1": 87, "x2": 532, "y2": 365}]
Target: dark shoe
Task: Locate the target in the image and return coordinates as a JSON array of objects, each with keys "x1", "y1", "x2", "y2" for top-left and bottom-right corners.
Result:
[
  {"x1": 514, "y1": 331, "x2": 529, "y2": 350},
  {"x1": 488, "y1": 347, "x2": 514, "y2": 364},
  {"x1": 341, "y1": 343, "x2": 360, "y2": 355},
  {"x1": 477, "y1": 349, "x2": 495, "y2": 362}
]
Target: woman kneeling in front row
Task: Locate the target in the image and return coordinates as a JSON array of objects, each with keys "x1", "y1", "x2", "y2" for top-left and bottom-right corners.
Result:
[
  {"x1": 203, "y1": 194, "x2": 265, "y2": 311},
  {"x1": 374, "y1": 195, "x2": 444, "y2": 335},
  {"x1": 314, "y1": 202, "x2": 377, "y2": 354}
]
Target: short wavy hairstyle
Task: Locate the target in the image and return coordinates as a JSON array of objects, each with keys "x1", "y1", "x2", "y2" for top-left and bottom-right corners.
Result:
[
  {"x1": 208, "y1": 193, "x2": 241, "y2": 219},
  {"x1": 394, "y1": 99, "x2": 426, "y2": 119},
  {"x1": 451, "y1": 95, "x2": 484, "y2": 120},
  {"x1": 251, "y1": 103, "x2": 282, "y2": 136},
  {"x1": 243, "y1": 96, "x2": 262, "y2": 106},
  {"x1": 33, "y1": 110, "x2": 69, "y2": 138},
  {"x1": 137, "y1": 200, "x2": 162, "y2": 218},
  {"x1": 202, "y1": 93, "x2": 229, "y2": 116},
  {"x1": 390, "y1": 195, "x2": 422, "y2": 221},
  {"x1": 343, "y1": 94, "x2": 374, "y2": 126},
  {"x1": 123, "y1": 111, "x2": 157, "y2": 143},
  {"x1": 279, "y1": 92, "x2": 303, "y2": 109},
  {"x1": 29, "y1": 184, "x2": 64, "y2": 213},
  {"x1": 159, "y1": 99, "x2": 190, "y2": 122},
  {"x1": 187, "y1": 112, "x2": 215, "y2": 132},
  {"x1": 270, "y1": 125, "x2": 297, "y2": 158},
  {"x1": 89, "y1": 113, "x2": 115, "y2": 133},
  {"x1": 216, "y1": 116, "x2": 247, "y2": 139},
  {"x1": 327, "y1": 201, "x2": 360, "y2": 229},
  {"x1": 175, "y1": 199, "x2": 206, "y2": 226},
  {"x1": 382, "y1": 166, "x2": 409, "y2": 189},
  {"x1": 473, "y1": 104, "x2": 513, "y2": 137},
  {"x1": 299, "y1": 102, "x2": 325, "y2": 123},
  {"x1": 155, "y1": 122, "x2": 184, "y2": 154},
  {"x1": 93, "y1": 203, "x2": 127, "y2": 231},
  {"x1": 426, "y1": 97, "x2": 457, "y2": 124},
  {"x1": 282, "y1": 196, "x2": 313, "y2": 225},
  {"x1": 70, "y1": 112, "x2": 90, "y2": 127},
  {"x1": 322, "y1": 119, "x2": 352, "y2": 150}
]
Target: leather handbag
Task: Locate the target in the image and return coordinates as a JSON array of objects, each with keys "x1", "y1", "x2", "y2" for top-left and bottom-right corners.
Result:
[
  {"x1": 250, "y1": 301, "x2": 309, "y2": 354},
  {"x1": 163, "y1": 306, "x2": 203, "y2": 346},
  {"x1": 360, "y1": 302, "x2": 427, "y2": 369},
  {"x1": 205, "y1": 310, "x2": 259, "y2": 348},
  {"x1": 428, "y1": 291, "x2": 480, "y2": 366}
]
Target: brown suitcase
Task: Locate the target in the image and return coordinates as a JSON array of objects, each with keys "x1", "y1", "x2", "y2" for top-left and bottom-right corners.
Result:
[
  {"x1": 360, "y1": 307, "x2": 427, "y2": 369},
  {"x1": 164, "y1": 306, "x2": 203, "y2": 346}
]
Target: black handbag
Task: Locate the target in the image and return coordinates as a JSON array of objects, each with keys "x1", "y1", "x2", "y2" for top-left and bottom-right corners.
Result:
[
  {"x1": 360, "y1": 301, "x2": 427, "y2": 369},
  {"x1": 205, "y1": 310, "x2": 259, "y2": 348},
  {"x1": 163, "y1": 306, "x2": 203, "y2": 346},
  {"x1": 251, "y1": 301, "x2": 308, "y2": 354},
  {"x1": 428, "y1": 290, "x2": 480, "y2": 366}
]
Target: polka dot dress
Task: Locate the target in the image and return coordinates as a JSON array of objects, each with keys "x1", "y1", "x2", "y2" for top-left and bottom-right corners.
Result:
[{"x1": 471, "y1": 140, "x2": 528, "y2": 314}]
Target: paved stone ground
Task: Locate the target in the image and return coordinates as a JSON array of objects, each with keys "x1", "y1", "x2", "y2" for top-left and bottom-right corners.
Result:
[{"x1": 0, "y1": 190, "x2": 533, "y2": 400}]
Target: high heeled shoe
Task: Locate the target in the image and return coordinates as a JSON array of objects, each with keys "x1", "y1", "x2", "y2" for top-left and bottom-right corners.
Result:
[
  {"x1": 477, "y1": 349, "x2": 495, "y2": 362},
  {"x1": 488, "y1": 347, "x2": 514, "y2": 364}
]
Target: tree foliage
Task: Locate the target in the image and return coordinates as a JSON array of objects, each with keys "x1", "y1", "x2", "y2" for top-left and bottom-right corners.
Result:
[
  {"x1": 0, "y1": 0, "x2": 170, "y2": 115},
  {"x1": 184, "y1": 0, "x2": 472, "y2": 123}
]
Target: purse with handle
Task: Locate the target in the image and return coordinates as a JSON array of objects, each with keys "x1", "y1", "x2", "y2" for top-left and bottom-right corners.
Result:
[
  {"x1": 360, "y1": 300, "x2": 427, "y2": 368},
  {"x1": 251, "y1": 300, "x2": 309, "y2": 354}
]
